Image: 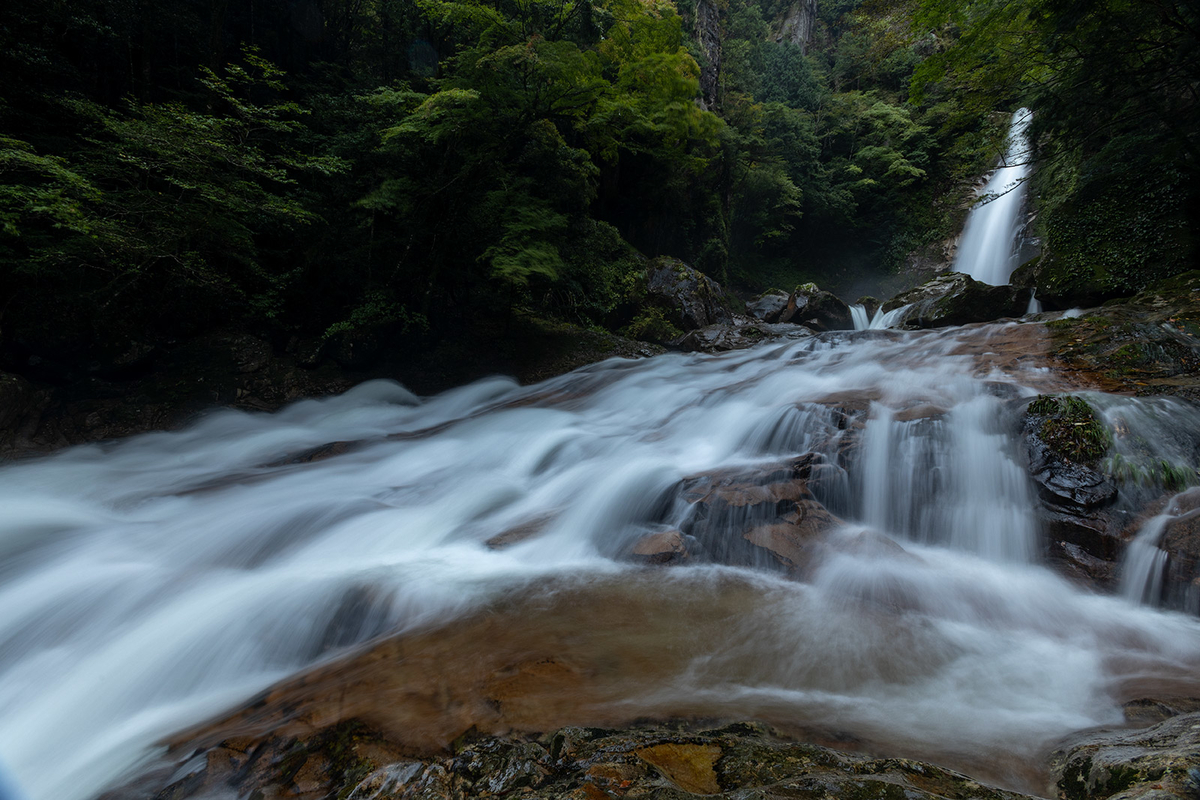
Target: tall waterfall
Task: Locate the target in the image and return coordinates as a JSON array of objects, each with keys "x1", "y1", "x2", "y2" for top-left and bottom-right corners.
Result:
[
  {"x1": 954, "y1": 109, "x2": 1034, "y2": 285},
  {"x1": 1, "y1": 326, "x2": 1199, "y2": 800}
]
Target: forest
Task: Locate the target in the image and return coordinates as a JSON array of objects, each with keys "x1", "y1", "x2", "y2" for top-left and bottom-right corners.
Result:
[{"x1": 0, "y1": 0, "x2": 1197, "y2": 376}]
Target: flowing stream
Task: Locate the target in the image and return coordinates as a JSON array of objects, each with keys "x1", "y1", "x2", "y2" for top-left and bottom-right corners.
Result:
[
  {"x1": 2, "y1": 324, "x2": 1200, "y2": 800},
  {"x1": 955, "y1": 109, "x2": 1034, "y2": 285}
]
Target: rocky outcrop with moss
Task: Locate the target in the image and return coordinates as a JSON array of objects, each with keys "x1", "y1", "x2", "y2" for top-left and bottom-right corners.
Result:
[{"x1": 113, "y1": 718, "x2": 1050, "y2": 800}]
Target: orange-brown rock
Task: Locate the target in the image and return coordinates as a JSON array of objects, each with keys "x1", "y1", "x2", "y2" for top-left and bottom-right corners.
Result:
[
  {"x1": 635, "y1": 742, "x2": 722, "y2": 794},
  {"x1": 627, "y1": 529, "x2": 691, "y2": 564}
]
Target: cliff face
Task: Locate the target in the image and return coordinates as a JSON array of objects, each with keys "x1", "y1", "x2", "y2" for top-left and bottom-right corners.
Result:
[
  {"x1": 774, "y1": 0, "x2": 818, "y2": 53},
  {"x1": 695, "y1": 0, "x2": 721, "y2": 110}
]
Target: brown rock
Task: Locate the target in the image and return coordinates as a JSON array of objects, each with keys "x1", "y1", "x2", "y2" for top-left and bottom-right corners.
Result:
[
  {"x1": 628, "y1": 530, "x2": 691, "y2": 564},
  {"x1": 636, "y1": 743, "x2": 722, "y2": 794}
]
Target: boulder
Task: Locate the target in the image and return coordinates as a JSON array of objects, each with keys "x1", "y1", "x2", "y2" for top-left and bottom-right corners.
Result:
[
  {"x1": 624, "y1": 529, "x2": 693, "y2": 565},
  {"x1": 1023, "y1": 395, "x2": 1117, "y2": 512},
  {"x1": 780, "y1": 283, "x2": 854, "y2": 331},
  {"x1": 746, "y1": 290, "x2": 791, "y2": 323},
  {"x1": 855, "y1": 296, "x2": 881, "y2": 318},
  {"x1": 674, "y1": 321, "x2": 813, "y2": 353},
  {"x1": 881, "y1": 272, "x2": 1026, "y2": 329},
  {"x1": 645, "y1": 257, "x2": 736, "y2": 332},
  {"x1": 1050, "y1": 712, "x2": 1200, "y2": 800},
  {"x1": 675, "y1": 454, "x2": 848, "y2": 571}
]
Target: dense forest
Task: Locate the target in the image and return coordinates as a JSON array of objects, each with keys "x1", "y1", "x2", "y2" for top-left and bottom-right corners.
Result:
[{"x1": 0, "y1": 0, "x2": 1196, "y2": 377}]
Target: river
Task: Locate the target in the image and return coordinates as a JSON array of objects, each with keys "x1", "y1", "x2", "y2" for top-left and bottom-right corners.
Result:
[{"x1": 1, "y1": 321, "x2": 1199, "y2": 800}]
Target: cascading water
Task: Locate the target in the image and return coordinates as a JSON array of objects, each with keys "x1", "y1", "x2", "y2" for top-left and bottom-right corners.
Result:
[
  {"x1": 850, "y1": 303, "x2": 911, "y2": 330},
  {"x1": 2, "y1": 325, "x2": 1200, "y2": 800},
  {"x1": 954, "y1": 109, "x2": 1034, "y2": 285}
]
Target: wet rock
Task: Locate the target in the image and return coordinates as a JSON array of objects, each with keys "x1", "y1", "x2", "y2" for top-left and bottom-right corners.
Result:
[
  {"x1": 1041, "y1": 272, "x2": 1200, "y2": 402},
  {"x1": 1023, "y1": 398, "x2": 1117, "y2": 512},
  {"x1": 454, "y1": 739, "x2": 549, "y2": 794},
  {"x1": 1159, "y1": 488, "x2": 1200, "y2": 612},
  {"x1": 125, "y1": 720, "x2": 1043, "y2": 800},
  {"x1": 1009, "y1": 256, "x2": 1121, "y2": 310},
  {"x1": 637, "y1": 742, "x2": 722, "y2": 794},
  {"x1": 645, "y1": 257, "x2": 736, "y2": 332},
  {"x1": 677, "y1": 455, "x2": 848, "y2": 571},
  {"x1": 882, "y1": 272, "x2": 1025, "y2": 329},
  {"x1": 856, "y1": 296, "x2": 881, "y2": 318},
  {"x1": 780, "y1": 283, "x2": 854, "y2": 331},
  {"x1": 674, "y1": 320, "x2": 815, "y2": 353},
  {"x1": 746, "y1": 290, "x2": 791, "y2": 323},
  {"x1": 626, "y1": 529, "x2": 693, "y2": 564},
  {"x1": 486, "y1": 514, "x2": 556, "y2": 550},
  {"x1": 1050, "y1": 712, "x2": 1200, "y2": 800}
]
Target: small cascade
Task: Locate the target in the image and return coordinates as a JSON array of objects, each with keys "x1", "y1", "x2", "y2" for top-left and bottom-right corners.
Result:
[
  {"x1": 954, "y1": 109, "x2": 1034, "y2": 286},
  {"x1": 1120, "y1": 514, "x2": 1170, "y2": 605},
  {"x1": 856, "y1": 394, "x2": 1036, "y2": 562},
  {"x1": 850, "y1": 304, "x2": 911, "y2": 331},
  {"x1": 1026, "y1": 289, "x2": 1042, "y2": 315}
]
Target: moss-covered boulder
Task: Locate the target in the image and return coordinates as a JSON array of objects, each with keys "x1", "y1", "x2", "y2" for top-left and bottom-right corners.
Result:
[
  {"x1": 881, "y1": 272, "x2": 1026, "y2": 329},
  {"x1": 644, "y1": 257, "x2": 738, "y2": 334},
  {"x1": 1042, "y1": 271, "x2": 1200, "y2": 402}
]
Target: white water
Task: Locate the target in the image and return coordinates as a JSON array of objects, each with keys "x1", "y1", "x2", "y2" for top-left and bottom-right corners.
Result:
[
  {"x1": 850, "y1": 303, "x2": 911, "y2": 331},
  {"x1": 1026, "y1": 289, "x2": 1042, "y2": 315},
  {"x1": 955, "y1": 109, "x2": 1034, "y2": 286},
  {"x1": 1121, "y1": 514, "x2": 1170, "y2": 605},
  {"x1": 2, "y1": 326, "x2": 1200, "y2": 800}
]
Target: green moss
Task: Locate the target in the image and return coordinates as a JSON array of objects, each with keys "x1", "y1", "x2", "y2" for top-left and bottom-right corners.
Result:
[
  {"x1": 1029, "y1": 395, "x2": 1113, "y2": 463},
  {"x1": 1105, "y1": 453, "x2": 1199, "y2": 491},
  {"x1": 1058, "y1": 756, "x2": 1093, "y2": 800},
  {"x1": 621, "y1": 307, "x2": 683, "y2": 343},
  {"x1": 1101, "y1": 765, "x2": 1141, "y2": 797},
  {"x1": 1046, "y1": 318, "x2": 1078, "y2": 331}
]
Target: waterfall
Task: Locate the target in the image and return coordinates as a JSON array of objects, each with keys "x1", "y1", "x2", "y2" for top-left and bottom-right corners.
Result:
[
  {"x1": 1120, "y1": 514, "x2": 1170, "y2": 605},
  {"x1": 1, "y1": 326, "x2": 1199, "y2": 800},
  {"x1": 954, "y1": 109, "x2": 1034, "y2": 286},
  {"x1": 850, "y1": 303, "x2": 912, "y2": 331},
  {"x1": 1025, "y1": 289, "x2": 1042, "y2": 315}
]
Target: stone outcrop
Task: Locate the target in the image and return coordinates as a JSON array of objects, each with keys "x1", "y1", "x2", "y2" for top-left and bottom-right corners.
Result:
[
  {"x1": 746, "y1": 290, "x2": 791, "y2": 323},
  {"x1": 1049, "y1": 712, "x2": 1200, "y2": 800},
  {"x1": 1021, "y1": 394, "x2": 1124, "y2": 587},
  {"x1": 695, "y1": 0, "x2": 721, "y2": 110},
  {"x1": 674, "y1": 320, "x2": 813, "y2": 353},
  {"x1": 1156, "y1": 488, "x2": 1200, "y2": 612},
  {"x1": 882, "y1": 272, "x2": 1026, "y2": 329},
  {"x1": 773, "y1": 0, "x2": 818, "y2": 53},
  {"x1": 645, "y1": 257, "x2": 737, "y2": 332},
  {"x1": 1041, "y1": 271, "x2": 1200, "y2": 402},
  {"x1": 112, "y1": 719, "x2": 1045, "y2": 800},
  {"x1": 671, "y1": 453, "x2": 852, "y2": 573},
  {"x1": 780, "y1": 283, "x2": 854, "y2": 331}
]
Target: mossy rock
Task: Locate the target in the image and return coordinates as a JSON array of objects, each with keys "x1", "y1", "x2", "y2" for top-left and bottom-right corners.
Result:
[
  {"x1": 881, "y1": 273, "x2": 1026, "y2": 329},
  {"x1": 1027, "y1": 395, "x2": 1113, "y2": 464}
]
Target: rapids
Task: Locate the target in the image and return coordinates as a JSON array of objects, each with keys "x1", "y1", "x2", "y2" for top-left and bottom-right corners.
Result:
[{"x1": 1, "y1": 322, "x2": 1199, "y2": 800}]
